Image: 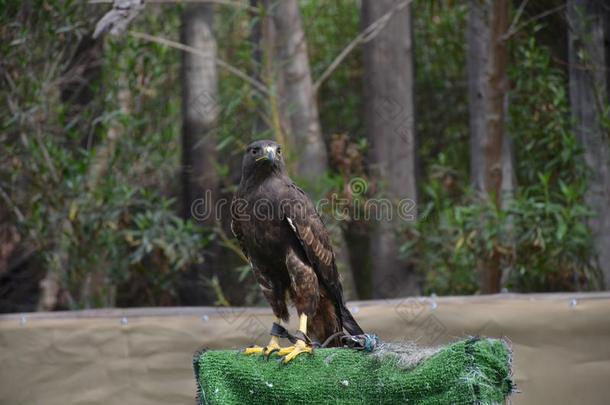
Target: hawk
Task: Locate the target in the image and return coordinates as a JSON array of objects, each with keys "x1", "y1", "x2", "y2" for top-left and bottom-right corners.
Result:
[{"x1": 231, "y1": 140, "x2": 363, "y2": 363}]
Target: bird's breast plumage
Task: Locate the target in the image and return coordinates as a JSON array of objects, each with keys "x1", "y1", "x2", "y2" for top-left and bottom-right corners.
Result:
[{"x1": 234, "y1": 178, "x2": 295, "y2": 267}]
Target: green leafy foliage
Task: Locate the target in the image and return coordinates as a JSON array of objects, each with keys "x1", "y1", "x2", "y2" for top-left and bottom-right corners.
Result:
[
  {"x1": 404, "y1": 23, "x2": 600, "y2": 294},
  {"x1": 1, "y1": 2, "x2": 209, "y2": 309},
  {"x1": 302, "y1": 0, "x2": 363, "y2": 140},
  {"x1": 414, "y1": 1, "x2": 470, "y2": 178},
  {"x1": 1, "y1": 0, "x2": 605, "y2": 311}
]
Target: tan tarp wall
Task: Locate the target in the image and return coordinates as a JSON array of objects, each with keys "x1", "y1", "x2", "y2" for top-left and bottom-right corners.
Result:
[{"x1": 1, "y1": 292, "x2": 609, "y2": 404}]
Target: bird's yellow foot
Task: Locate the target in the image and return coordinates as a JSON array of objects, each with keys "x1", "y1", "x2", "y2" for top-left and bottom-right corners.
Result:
[
  {"x1": 242, "y1": 345, "x2": 266, "y2": 355},
  {"x1": 280, "y1": 339, "x2": 313, "y2": 364},
  {"x1": 275, "y1": 345, "x2": 295, "y2": 356},
  {"x1": 243, "y1": 338, "x2": 282, "y2": 357}
]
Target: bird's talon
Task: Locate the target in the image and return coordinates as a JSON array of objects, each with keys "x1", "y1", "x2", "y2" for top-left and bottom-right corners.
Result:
[
  {"x1": 265, "y1": 347, "x2": 280, "y2": 360},
  {"x1": 280, "y1": 340, "x2": 313, "y2": 364},
  {"x1": 275, "y1": 345, "x2": 295, "y2": 357}
]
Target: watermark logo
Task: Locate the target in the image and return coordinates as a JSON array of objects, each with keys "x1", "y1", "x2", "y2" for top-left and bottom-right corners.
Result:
[{"x1": 348, "y1": 177, "x2": 368, "y2": 196}]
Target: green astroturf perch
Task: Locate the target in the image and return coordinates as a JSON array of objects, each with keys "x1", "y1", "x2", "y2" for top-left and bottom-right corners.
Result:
[{"x1": 193, "y1": 337, "x2": 515, "y2": 405}]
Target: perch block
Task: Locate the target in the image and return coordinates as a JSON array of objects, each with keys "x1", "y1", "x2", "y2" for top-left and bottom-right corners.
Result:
[{"x1": 193, "y1": 337, "x2": 513, "y2": 405}]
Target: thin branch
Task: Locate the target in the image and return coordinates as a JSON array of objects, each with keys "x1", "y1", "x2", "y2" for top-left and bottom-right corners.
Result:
[
  {"x1": 503, "y1": 4, "x2": 567, "y2": 40},
  {"x1": 208, "y1": 275, "x2": 231, "y2": 306},
  {"x1": 0, "y1": 185, "x2": 25, "y2": 223},
  {"x1": 88, "y1": 0, "x2": 259, "y2": 13},
  {"x1": 506, "y1": 0, "x2": 529, "y2": 36},
  {"x1": 34, "y1": 131, "x2": 60, "y2": 183},
  {"x1": 7, "y1": 246, "x2": 40, "y2": 274},
  {"x1": 129, "y1": 31, "x2": 270, "y2": 96},
  {"x1": 215, "y1": 225, "x2": 249, "y2": 264},
  {"x1": 313, "y1": 0, "x2": 414, "y2": 93}
]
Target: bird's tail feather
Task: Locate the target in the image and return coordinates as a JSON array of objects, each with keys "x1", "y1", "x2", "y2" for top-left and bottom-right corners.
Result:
[{"x1": 341, "y1": 305, "x2": 364, "y2": 336}]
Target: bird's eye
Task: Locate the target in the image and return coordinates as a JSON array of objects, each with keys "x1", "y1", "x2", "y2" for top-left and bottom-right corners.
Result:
[
  {"x1": 251, "y1": 148, "x2": 259, "y2": 155},
  {"x1": 276, "y1": 147, "x2": 281, "y2": 155}
]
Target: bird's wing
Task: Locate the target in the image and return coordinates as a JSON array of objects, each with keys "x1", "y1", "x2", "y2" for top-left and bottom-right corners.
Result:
[
  {"x1": 230, "y1": 196, "x2": 249, "y2": 261},
  {"x1": 282, "y1": 184, "x2": 344, "y2": 308},
  {"x1": 282, "y1": 182, "x2": 364, "y2": 335}
]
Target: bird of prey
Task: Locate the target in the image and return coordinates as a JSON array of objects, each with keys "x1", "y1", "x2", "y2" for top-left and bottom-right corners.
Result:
[{"x1": 231, "y1": 140, "x2": 363, "y2": 363}]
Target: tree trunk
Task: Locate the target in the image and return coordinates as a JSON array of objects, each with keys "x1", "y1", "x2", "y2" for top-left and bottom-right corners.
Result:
[
  {"x1": 468, "y1": 0, "x2": 489, "y2": 194},
  {"x1": 362, "y1": 0, "x2": 419, "y2": 298},
  {"x1": 568, "y1": 0, "x2": 610, "y2": 289},
  {"x1": 467, "y1": 0, "x2": 511, "y2": 294},
  {"x1": 344, "y1": 224, "x2": 373, "y2": 299},
  {"x1": 271, "y1": 0, "x2": 328, "y2": 179},
  {"x1": 606, "y1": 5, "x2": 610, "y2": 100},
  {"x1": 179, "y1": 4, "x2": 219, "y2": 305}
]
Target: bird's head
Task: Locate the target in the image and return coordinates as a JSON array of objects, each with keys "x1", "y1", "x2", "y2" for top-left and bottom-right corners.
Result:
[{"x1": 241, "y1": 140, "x2": 285, "y2": 180}]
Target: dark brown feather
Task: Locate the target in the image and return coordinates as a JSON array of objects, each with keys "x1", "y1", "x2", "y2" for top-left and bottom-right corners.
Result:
[{"x1": 231, "y1": 140, "x2": 363, "y2": 344}]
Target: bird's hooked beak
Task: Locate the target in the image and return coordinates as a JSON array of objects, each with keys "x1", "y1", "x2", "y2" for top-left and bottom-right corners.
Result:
[{"x1": 260, "y1": 145, "x2": 276, "y2": 164}]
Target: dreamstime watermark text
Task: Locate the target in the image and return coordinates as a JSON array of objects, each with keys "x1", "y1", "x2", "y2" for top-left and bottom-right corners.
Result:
[{"x1": 190, "y1": 178, "x2": 419, "y2": 223}]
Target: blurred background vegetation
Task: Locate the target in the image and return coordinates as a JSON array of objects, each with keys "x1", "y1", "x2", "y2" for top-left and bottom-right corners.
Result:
[{"x1": 1, "y1": 0, "x2": 608, "y2": 312}]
